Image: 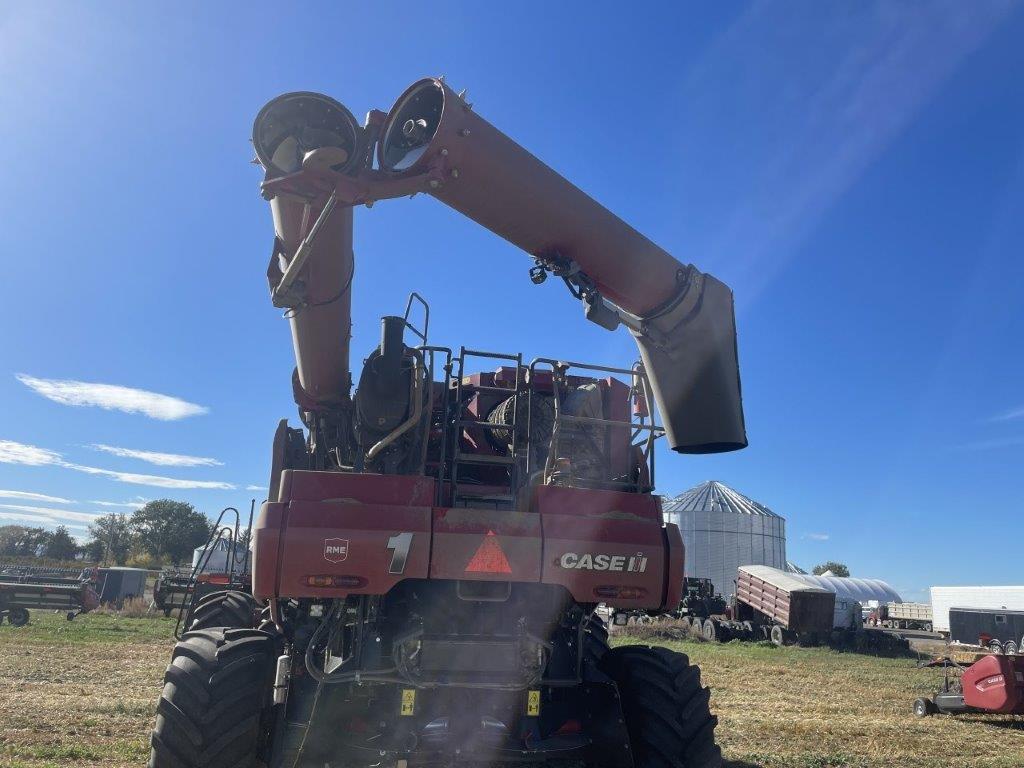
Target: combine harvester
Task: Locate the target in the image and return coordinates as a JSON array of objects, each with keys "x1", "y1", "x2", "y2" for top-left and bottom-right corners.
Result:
[{"x1": 147, "y1": 79, "x2": 748, "y2": 768}]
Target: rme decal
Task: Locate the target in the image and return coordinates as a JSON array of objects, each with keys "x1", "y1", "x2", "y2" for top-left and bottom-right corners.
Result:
[
  {"x1": 558, "y1": 552, "x2": 648, "y2": 572},
  {"x1": 323, "y1": 538, "x2": 349, "y2": 563}
]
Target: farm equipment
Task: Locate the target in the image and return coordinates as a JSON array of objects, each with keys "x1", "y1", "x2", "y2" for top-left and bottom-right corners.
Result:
[
  {"x1": 949, "y1": 607, "x2": 1024, "y2": 654},
  {"x1": 152, "y1": 505, "x2": 257, "y2": 631},
  {"x1": 0, "y1": 566, "x2": 100, "y2": 625},
  {"x1": 148, "y1": 78, "x2": 748, "y2": 768},
  {"x1": 873, "y1": 601, "x2": 933, "y2": 632},
  {"x1": 695, "y1": 565, "x2": 835, "y2": 645},
  {"x1": 681, "y1": 566, "x2": 910, "y2": 653},
  {"x1": 914, "y1": 654, "x2": 1024, "y2": 717},
  {"x1": 669, "y1": 578, "x2": 727, "y2": 630}
]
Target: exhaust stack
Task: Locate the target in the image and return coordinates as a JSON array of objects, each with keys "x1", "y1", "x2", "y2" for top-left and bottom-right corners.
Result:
[{"x1": 378, "y1": 78, "x2": 746, "y2": 453}]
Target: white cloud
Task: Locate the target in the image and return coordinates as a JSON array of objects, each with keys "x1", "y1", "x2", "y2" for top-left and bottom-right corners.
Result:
[
  {"x1": 803, "y1": 532, "x2": 831, "y2": 541},
  {"x1": 89, "y1": 499, "x2": 149, "y2": 508},
  {"x1": 16, "y1": 374, "x2": 208, "y2": 421},
  {"x1": 65, "y1": 464, "x2": 235, "y2": 490},
  {"x1": 89, "y1": 444, "x2": 223, "y2": 467},
  {"x1": 0, "y1": 438, "x2": 235, "y2": 491},
  {"x1": 956, "y1": 435, "x2": 1024, "y2": 452},
  {"x1": 0, "y1": 439, "x2": 63, "y2": 466},
  {"x1": 246, "y1": 485, "x2": 268, "y2": 491},
  {"x1": 0, "y1": 489, "x2": 74, "y2": 504},
  {"x1": 0, "y1": 504, "x2": 103, "y2": 524},
  {"x1": 990, "y1": 405, "x2": 1024, "y2": 422}
]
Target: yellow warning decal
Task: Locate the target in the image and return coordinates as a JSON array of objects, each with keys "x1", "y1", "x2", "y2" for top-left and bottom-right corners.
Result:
[
  {"x1": 527, "y1": 689, "x2": 541, "y2": 716},
  {"x1": 400, "y1": 689, "x2": 416, "y2": 716}
]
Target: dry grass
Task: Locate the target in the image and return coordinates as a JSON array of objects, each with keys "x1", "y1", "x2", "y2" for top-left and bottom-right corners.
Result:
[
  {"x1": 613, "y1": 623, "x2": 1024, "y2": 767},
  {"x1": 1, "y1": 614, "x2": 1022, "y2": 767},
  {"x1": 92, "y1": 597, "x2": 158, "y2": 620}
]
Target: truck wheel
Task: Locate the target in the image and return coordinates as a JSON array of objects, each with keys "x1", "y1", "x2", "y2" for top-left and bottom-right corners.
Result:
[
  {"x1": 702, "y1": 620, "x2": 717, "y2": 642},
  {"x1": 600, "y1": 646, "x2": 721, "y2": 768},
  {"x1": 770, "y1": 625, "x2": 785, "y2": 646},
  {"x1": 149, "y1": 628, "x2": 276, "y2": 768},
  {"x1": 8, "y1": 608, "x2": 29, "y2": 627},
  {"x1": 187, "y1": 590, "x2": 259, "y2": 631},
  {"x1": 913, "y1": 698, "x2": 933, "y2": 717},
  {"x1": 1004, "y1": 641, "x2": 1018, "y2": 655}
]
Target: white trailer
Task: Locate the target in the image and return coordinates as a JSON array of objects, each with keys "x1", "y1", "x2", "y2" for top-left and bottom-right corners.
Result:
[{"x1": 930, "y1": 586, "x2": 1024, "y2": 634}]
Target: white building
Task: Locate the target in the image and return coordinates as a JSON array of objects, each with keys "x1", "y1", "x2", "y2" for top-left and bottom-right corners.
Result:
[{"x1": 663, "y1": 480, "x2": 787, "y2": 598}]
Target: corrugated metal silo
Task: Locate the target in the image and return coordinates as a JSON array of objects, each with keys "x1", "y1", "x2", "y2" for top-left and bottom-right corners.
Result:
[{"x1": 663, "y1": 480, "x2": 787, "y2": 598}]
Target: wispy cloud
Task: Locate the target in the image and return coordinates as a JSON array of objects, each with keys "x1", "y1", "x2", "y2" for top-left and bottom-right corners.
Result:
[
  {"x1": 89, "y1": 444, "x2": 223, "y2": 467},
  {"x1": 0, "y1": 438, "x2": 235, "y2": 490},
  {"x1": 803, "y1": 532, "x2": 830, "y2": 541},
  {"x1": 955, "y1": 435, "x2": 1024, "y2": 452},
  {"x1": 65, "y1": 464, "x2": 234, "y2": 490},
  {"x1": 89, "y1": 499, "x2": 149, "y2": 509},
  {"x1": 0, "y1": 504, "x2": 103, "y2": 524},
  {"x1": 16, "y1": 374, "x2": 208, "y2": 421},
  {"x1": 0, "y1": 439, "x2": 63, "y2": 466},
  {"x1": 989, "y1": 405, "x2": 1024, "y2": 422},
  {"x1": 0, "y1": 489, "x2": 74, "y2": 504},
  {"x1": 246, "y1": 485, "x2": 268, "y2": 491}
]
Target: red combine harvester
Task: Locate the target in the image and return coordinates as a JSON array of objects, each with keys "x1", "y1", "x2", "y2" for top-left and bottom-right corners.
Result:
[{"x1": 148, "y1": 79, "x2": 747, "y2": 768}]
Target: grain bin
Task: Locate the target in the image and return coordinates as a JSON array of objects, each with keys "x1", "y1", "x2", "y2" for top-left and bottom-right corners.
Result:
[{"x1": 663, "y1": 480, "x2": 786, "y2": 597}]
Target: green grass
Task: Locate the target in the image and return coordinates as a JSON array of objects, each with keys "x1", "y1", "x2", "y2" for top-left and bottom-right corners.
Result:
[{"x1": 0, "y1": 609, "x2": 176, "y2": 646}]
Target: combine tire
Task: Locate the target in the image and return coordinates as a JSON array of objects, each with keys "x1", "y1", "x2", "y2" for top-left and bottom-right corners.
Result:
[
  {"x1": 7, "y1": 608, "x2": 29, "y2": 627},
  {"x1": 149, "y1": 628, "x2": 276, "y2": 768},
  {"x1": 600, "y1": 646, "x2": 721, "y2": 768},
  {"x1": 187, "y1": 590, "x2": 259, "y2": 631}
]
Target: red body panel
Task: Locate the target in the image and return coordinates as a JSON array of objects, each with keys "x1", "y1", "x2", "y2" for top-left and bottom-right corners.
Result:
[
  {"x1": 253, "y1": 470, "x2": 679, "y2": 610},
  {"x1": 962, "y1": 655, "x2": 1024, "y2": 714}
]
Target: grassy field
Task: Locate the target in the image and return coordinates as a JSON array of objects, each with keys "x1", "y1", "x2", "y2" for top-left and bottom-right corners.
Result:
[{"x1": 1, "y1": 614, "x2": 1022, "y2": 768}]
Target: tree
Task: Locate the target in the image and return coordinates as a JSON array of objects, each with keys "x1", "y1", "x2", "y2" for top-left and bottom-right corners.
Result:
[
  {"x1": 812, "y1": 561, "x2": 850, "y2": 577},
  {"x1": 0, "y1": 525, "x2": 51, "y2": 558},
  {"x1": 86, "y1": 513, "x2": 132, "y2": 565},
  {"x1": 130, "y1": 500, "x2": 212, "y2": 565},
  {"x1": 44, "y1": 525, "x2": 78, "y2": 561}
]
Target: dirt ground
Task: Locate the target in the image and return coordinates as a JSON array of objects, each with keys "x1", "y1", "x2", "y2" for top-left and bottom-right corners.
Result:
[{"x1": 1, "y1": 613, "x2": 1022, "y2": 768}]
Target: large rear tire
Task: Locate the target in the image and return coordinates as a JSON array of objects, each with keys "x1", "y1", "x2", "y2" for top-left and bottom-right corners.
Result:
[
  {"x1": 188, "y1": 590, "x2": 259, "y2": 631},
  {"x1": 600, "y1": 645, "x2": 722, "y2": 768},
  {"x1": 149, "y1": 627, "x2": 276, "y2": 768}
]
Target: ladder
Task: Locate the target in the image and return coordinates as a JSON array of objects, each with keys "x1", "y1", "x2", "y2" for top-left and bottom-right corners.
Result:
[{"x1": 450, "y1": 347, "x2": 524, "y2": 508}]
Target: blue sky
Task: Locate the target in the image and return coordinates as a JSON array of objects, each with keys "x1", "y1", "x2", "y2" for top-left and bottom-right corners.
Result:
[{"x1": 1, "y1": 2, "x2": 1022, "y2": 598}]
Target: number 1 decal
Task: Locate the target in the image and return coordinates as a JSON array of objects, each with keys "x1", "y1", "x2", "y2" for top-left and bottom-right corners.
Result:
[{"x1": 386, "y1": 532, "x2": 414, "y2": 575}]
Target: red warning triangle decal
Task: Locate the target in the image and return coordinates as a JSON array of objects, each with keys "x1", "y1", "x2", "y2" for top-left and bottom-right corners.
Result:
[{"x1": 465, "y1": 530, "x2": 513, "y2": 574}]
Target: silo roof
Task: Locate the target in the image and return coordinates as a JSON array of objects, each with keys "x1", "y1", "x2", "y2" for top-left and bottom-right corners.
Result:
[{"x1": 664, "y1": 480, "x2": 781, "y2": 519}]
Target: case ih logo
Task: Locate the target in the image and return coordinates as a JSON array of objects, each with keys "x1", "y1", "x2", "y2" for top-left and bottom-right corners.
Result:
[{"x1": 323, "y1": 538, "x2": 349, "y2": 563}]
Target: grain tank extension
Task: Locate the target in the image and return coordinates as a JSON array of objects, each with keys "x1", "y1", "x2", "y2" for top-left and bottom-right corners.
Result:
[{"x1": 148, "y1": 79, "x2": 748, "y2": 768}]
